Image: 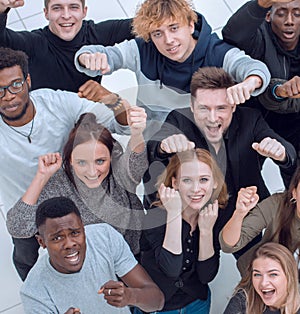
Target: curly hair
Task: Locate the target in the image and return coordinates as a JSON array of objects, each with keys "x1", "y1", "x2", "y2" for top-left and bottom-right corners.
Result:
[
  {"x1": 132, "y1": 0, "x2": 197, "y2": 42},
  {"x1": 0, "y1": 47, "x2": 28, "y2": 79}
]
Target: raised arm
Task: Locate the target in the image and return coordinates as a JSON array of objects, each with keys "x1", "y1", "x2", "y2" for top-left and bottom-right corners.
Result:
[
  {"x1": 127, "y1": 105, "x2": 147, "y2": 154},
  {"x1": 6, "y1": 153, "x2": 63, "y2": 238},
  {"x1": 22, "y1": 153, "x2": 62, "y2": 205},
  {"x1": 221, "y1": 187, "x2": 259, "y2": 248},
  {"x1": 0, "y1": 0, "x2": 37, "y2": 54},
  {"x1": 198, "y1": 200, "x2": 219, "y2": 261},
  {"x1": 159, "y1": 184, "x2": 182, "y2": 255},
  {"x1": 110, "y1": 105, "x2": 148, "y2": 193},
  {"x1": 222, "y1": 0, "x2": 268, "y2": 55},
  {"x1": 0, "y1": 0, "x2": 24, "y2": 12}
]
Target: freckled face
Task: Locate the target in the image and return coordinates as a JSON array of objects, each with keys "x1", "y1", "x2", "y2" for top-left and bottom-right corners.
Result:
[{"x1": 70, "y1": 140, "x2": 111, "y2": 188}]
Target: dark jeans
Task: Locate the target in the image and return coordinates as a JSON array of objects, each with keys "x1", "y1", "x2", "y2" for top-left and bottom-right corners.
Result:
[{"x1": 12, "y1": 236, "x2": 40, "y2": 281}]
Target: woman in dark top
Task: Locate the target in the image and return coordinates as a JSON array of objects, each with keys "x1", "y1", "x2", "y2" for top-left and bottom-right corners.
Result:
[
  {"x1": 224, "y1": 242, "x2": 300, "y2": 314},
  {"x1": 135, "y1": 148, "x2": 228, "y2": 313}
]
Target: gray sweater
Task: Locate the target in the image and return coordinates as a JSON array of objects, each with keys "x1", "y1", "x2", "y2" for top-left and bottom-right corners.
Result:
[{"x1": 7, "y1": 142, "x2": 148, "y2": 254}]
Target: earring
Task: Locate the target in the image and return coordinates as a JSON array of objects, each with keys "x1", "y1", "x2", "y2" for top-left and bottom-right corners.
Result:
[{"x1": 290, "y1": 197, "x2": 297, "y2": 204}]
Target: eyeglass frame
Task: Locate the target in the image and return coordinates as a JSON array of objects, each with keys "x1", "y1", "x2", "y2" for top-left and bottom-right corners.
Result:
[{"x1": 0, "y1": 80, "x2": 26, "y2": 99}]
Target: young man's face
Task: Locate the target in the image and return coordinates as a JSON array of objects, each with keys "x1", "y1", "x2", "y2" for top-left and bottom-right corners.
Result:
[
  {"x1": 266, "y1": 0, "x2": 300, "y2": 51},
  {"x1": 36, "y1": 213, "x2": 86, "y2": 274},
  {"x1": 0, "y1": 65, "x2": 31, "y2": 123},
  {"x1": 191, "y1": 88, "x2": 236, "y2": 152},
  {"x1": 150, "y1": 19, "x2": 197, "y2": 63},
  {"x1": 44, "y1": 0, "x2": 87, "y2": 41}
]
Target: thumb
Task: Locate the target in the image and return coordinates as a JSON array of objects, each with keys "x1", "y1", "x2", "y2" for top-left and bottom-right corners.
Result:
[
  {"x1": 252, "y1": 142, "x2": 259, "y2": 151},
  {"x1": 189, "y1": 142, "x2": 195, "y2": 149}
]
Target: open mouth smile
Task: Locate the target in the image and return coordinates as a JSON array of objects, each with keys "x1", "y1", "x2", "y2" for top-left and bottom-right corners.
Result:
[{"x1": 65, "y1": 251, "x2": 80, "y2": 263}]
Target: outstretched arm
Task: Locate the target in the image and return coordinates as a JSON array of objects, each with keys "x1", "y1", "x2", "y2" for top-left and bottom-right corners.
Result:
[
  {"x1": 258, "y1": 77, "x2": 300, "y2": 113},
  {"x1": 252, "y1": 137, "x2": 286, "y2": 162},
  {"x1": 99, "y1": 265, "x2": 164, "y2": 312},
  {"x1": 223, "y1": 48, "x2": 270, "y2": 98},
  {"x1": 226, "y1": 75, "x2": 263, "y2": 105}
]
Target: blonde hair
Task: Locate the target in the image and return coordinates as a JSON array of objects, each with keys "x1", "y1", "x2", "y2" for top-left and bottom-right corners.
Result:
[
  {"x1": 154, "y1": 148, "x2": 228, "y2": 209},
  {"x1": 132, "y1": 0, "x2": 198, "y2": 42},
  {"x1": 236, "y1": 242, "x2": 300, "y2": 314}
]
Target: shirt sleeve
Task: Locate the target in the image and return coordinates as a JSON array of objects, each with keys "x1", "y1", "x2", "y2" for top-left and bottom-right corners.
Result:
[
  {"x1": 222, "y1": 47, "x2": 270, "y2": 96},
  {"x1": 219, "y1": 194, "x2": 281, "y2": 253},
  {"x1": 74, "y1": 39, "x2": 140, "y2": 76},
  {"x1": 222, "y1": 0, "x2": 268, "y2": 58},
  {"x1": 258, "y1": 78, "x2": 300, "y2": 113}
]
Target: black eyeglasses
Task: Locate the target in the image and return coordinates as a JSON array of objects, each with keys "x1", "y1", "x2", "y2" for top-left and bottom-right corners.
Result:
[{"x1": 0, "y1": 80, "x2": 25, "y2": 98}]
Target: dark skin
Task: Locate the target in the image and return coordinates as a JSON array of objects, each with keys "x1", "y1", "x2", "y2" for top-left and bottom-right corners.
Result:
[
  {"x1": 258, "y1": 1, "x2": 300, "y2": 98},
  {"x1": 36, "y1": 213, "x2": 164, "y2": 313},
  {"x1": 275, "y1": 75, "x2": 300, "y2": 97},
  {"x1": 78, "y1": 79, "x2": 128, "y2": 125},
  {"x1": 0, "y1": 66, "x2": 35, "y2": 127},
  {"x1": 264, "y1": 0, "x2": 300, "y2": 51}
]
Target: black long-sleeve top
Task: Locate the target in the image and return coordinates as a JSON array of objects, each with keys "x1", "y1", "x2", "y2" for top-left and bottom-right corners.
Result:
[
  {"x1": 140, "y1": 210, "x2": 220, "y2": 311},
  {"x1": 0, "y1": 11, "x2": 134, "y2": 91}
]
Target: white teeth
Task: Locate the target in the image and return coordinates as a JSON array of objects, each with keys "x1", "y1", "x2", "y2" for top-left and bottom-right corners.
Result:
[
  {"x1": 61, "y1": 23, "x2": 72, "y2": 27},
  {"x1": 262, "y1": 289, "x2": 274, "y2": 295},
  {"x1": 66, "y1": 252, "x2": 78, "y2": 258},
  {"x1": 190, "y1": 196, "x2": 203, "y2": 200}
]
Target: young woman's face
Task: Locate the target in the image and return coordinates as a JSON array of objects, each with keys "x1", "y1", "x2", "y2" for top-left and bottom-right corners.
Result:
[
  {"x1": 252, "y1": 257, "x2": 288, "y2": 310},
  {"x1": 70, "y1": 140, "x2": 111, "y2": 188},
  {"x1": 172, "y1": 159, "x2": 217, "y2": 211}
]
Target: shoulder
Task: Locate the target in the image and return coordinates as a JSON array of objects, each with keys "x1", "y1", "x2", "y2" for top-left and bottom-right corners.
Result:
[
  {"x1": 21, "y1": 254, "x2": 49, "y2": 291},
  {"x1": 167, "y1": 108, "x2": 194, "y2": 122},
  {"x1": 224, "y1": 289, "x2": 247, "y2": 314},
  {"x1": 85, "y1": 223, "x2": 123, "y2": 242},
  {"x1": 233, "y1": 106, "x2": 264, "y2": 124},
  {"x1": 256, "y1": 192, "x2": 284, "y2": 216}
]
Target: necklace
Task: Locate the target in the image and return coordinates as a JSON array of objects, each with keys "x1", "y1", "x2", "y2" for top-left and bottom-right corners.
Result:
[{"x1": 2, "y1": 107, "x2": 35, "y2": 143}]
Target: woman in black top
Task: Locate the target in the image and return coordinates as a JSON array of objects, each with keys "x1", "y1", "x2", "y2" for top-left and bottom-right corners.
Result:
[
  {"x1": 224, "y1": 242, "x2": 300, "y2": 314},
  {"x1": 135, "y1": 148, "x2": 228, "y2": 313}
]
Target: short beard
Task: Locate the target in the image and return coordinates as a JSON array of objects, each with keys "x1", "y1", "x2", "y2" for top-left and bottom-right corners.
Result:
[{"x1": 1, "y1": 101, "x2": 29, "y2": 122}]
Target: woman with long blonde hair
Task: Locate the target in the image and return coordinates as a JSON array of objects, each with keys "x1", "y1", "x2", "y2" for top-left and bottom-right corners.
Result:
[{"x1": 224, "y1": 242, "x2": 300, "y2": 314}]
